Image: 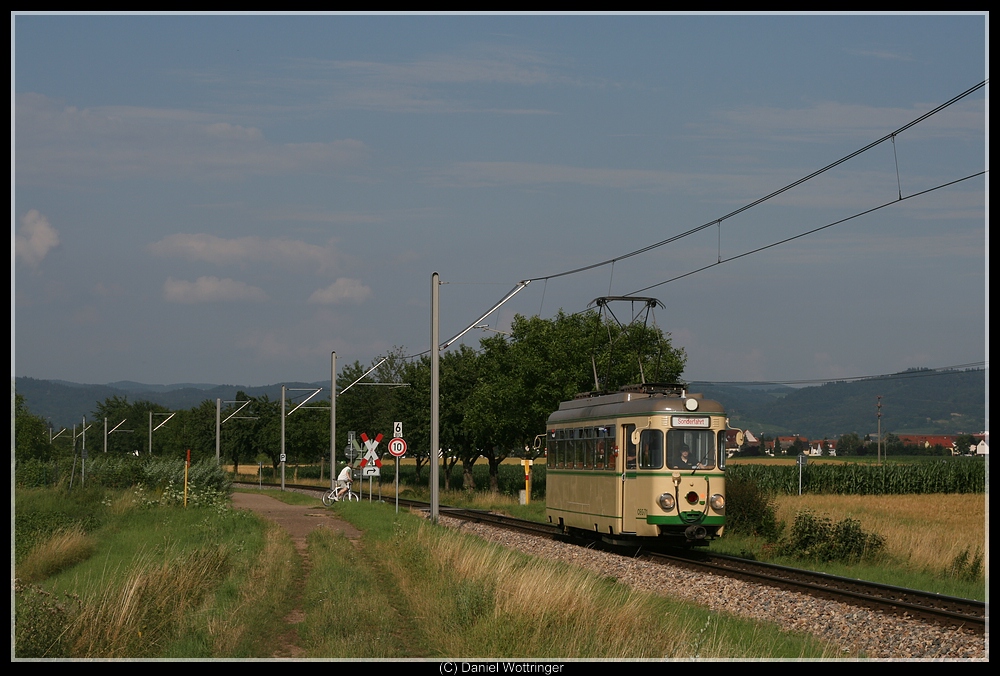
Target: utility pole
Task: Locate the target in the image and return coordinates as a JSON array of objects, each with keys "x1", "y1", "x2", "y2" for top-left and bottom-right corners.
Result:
[
  {"x1": 876, "y1": 395, "x2": 883, "y2": 465},
  {"x1": 431, "y1": 272, "x2": 440, "y2": 523},
  {"x1": 330, "y1": 352, "x2": 337, "y2": 491},
  {"x1": 216, "y1": 398, "x2": 221, "y2": 464}
]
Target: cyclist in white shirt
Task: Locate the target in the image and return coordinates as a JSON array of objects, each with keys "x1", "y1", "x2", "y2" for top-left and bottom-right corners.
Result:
[{"x1": 335, "y1": 464, "x2": 353, "y2": 500}]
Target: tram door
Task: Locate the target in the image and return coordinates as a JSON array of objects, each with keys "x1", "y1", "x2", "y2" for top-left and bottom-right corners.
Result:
[{"x1": 620, "y1": 423, "x2": 642, "y2": 534}]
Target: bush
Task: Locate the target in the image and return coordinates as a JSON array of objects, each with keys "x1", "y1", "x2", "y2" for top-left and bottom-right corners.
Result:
[
  {"x1": 14, "y1": 580, "x2": 80, "y2": 658},
  {"x1": 948, "y1": 546, "x2": 984, "y2": 581},
  {"x1": 777, "y1": 511, "x2": 885, "y2": 563},
  {"x1": 14, "y1": 486, "x2": 106, "y2": 565},
  {"x1": 15, "y1": 458, "x2": 63, "y2": 488},
  {"x1": 725, "y1": 477, "x2": 783, "y2": 542}
]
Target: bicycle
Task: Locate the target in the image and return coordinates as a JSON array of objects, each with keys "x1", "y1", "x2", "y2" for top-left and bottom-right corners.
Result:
[{"x1": 322, "y1": 480, "x2": 359, "y2": 506}]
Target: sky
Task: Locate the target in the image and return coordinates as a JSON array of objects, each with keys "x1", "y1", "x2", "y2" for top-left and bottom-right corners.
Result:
[{"x1": 12, "y1": 13, "x2": 988, "y2": 389}]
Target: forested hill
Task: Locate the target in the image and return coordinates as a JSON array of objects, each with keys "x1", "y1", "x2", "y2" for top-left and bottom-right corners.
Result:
[
  {"x1": 14, "y1": 377, "x2": 311, "y2": 429},
  {"x1": 16, "y1": 368, "x2": 985, "y2": 439},
  {"x1": 691, "y1": 368, "x2": 985, "y2": 438}
]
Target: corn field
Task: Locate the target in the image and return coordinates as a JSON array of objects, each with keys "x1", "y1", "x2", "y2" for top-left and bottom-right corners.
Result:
[{"x1": 727, "y1": 458, "x2": 985, "y2": 495}]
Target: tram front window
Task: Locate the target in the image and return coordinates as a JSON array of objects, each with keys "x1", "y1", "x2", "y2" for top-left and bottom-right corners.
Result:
[{"x1": 667, "y1": 430, "x2": 716, "y2": 469}]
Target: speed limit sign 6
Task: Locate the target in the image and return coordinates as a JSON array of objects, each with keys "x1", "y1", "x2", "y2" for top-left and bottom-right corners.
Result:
[{"x1": 388, "y1": 437, "x2": 407, "y2": 457}]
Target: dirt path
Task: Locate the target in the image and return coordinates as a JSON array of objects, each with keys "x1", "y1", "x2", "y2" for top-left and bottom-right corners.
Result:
[{"x1": 231, "y1": 491, "x2": 363, "y2": 658}]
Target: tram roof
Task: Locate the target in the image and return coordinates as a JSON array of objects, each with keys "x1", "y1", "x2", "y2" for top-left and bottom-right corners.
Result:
[{"x1": 547, "y1": 386, "x2": 725, "y2": 424}]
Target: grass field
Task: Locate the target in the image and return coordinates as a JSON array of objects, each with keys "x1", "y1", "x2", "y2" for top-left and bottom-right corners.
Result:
[
  {"x1": 15, "y1": 486, "x2": 299, "y2": 658},
  {"x1": 711, "y1": 491, "x2": 986, "y2": 600},
  {"x1": 772, "y1": 493, "x2": 987, "y2": 573},
  {"x1": 16, "y1": 485, "x2": 839, "y2": 658}
]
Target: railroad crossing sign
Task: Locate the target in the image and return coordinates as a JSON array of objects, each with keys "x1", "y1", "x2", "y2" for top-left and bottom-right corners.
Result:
[
  {"x1": 360, "y1": 432, "x2": 383, "y2": 477},
  {"x1": 388, "y1": 437, "x2": 407, "y2": 457}
]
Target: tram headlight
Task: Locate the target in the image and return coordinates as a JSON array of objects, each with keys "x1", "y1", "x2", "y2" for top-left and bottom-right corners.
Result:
[
  {"x1": 710, "y1": 493, "x2": 725, "y2": 512},
  {"x1": 657, "y1": 492, "x2": 676, "y2": 512}
]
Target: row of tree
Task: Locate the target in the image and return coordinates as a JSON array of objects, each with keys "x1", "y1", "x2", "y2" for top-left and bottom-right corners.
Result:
[{"x1": 15, "y1": 310, "x2": 686, "y2": 491}]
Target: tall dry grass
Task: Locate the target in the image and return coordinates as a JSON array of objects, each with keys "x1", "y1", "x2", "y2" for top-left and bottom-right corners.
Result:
[
  {"x1": 380, "y1": 521, "x2": 826, "y2": 658},
  {"x1": 71, "y1": 547, "x2": 230, "y2": 658},
  {"x1": 773, "y1": 493, "x2": 986, "y2": 574},
  {"x1": 17, "y1": 527, "x2": 96, "y2": 583}
]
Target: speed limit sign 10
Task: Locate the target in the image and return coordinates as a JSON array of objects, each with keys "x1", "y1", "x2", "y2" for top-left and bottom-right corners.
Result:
[{"x1": 388, "y1": 437, "x2": 407, "y2": 457}]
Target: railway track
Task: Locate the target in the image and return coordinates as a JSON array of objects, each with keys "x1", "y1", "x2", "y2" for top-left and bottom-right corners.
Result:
[{"x1": 235, "y1": 482, "x2": 985, "y2": 634}]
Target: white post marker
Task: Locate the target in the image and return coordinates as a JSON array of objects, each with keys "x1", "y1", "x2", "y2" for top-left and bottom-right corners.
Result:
[{"x1": 388, "y1": 437, "x2": 407, "y2": 513}]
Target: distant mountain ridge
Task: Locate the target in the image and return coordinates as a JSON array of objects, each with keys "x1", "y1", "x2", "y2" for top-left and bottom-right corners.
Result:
[
  {"x1": 14, "y1": 377, "x2": 327, "y2": 429},
  {"x1": 690, "y1": 368, "x2": 985, "y2": 438},
  {"x1": 15, "y1": 369, "x2": 985, "y2": 438}
]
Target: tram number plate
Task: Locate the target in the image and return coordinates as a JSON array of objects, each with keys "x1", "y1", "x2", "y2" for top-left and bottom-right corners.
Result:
[{"x1": 636, "y1": 508, "x2": 647, "y2": 517}]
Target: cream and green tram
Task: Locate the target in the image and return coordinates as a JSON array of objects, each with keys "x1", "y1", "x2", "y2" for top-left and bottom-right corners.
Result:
[{"x1": 544, "y1": 384, "x2": 727, "y2": 545}]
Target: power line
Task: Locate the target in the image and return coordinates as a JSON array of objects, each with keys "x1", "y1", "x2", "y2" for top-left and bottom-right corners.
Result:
[
  {"x1": 408, "y1": 80, "x2": 985, "y2": 363},
  {"x1": 524, "y1": 79, "x2": 986, "y2": 285},
  {"x1": 627, "y1": 169, "x2": 986, "y2": 296}
]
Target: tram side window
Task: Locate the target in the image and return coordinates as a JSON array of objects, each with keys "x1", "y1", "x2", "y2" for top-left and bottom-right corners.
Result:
[
  {"x1": 595, "y1": 426, "x2": 612, "y2": 469},
  {"x1": 553, "y1": 429, "x2": 563, "y2": 469},
  {"x1": 639, "y1": 429, "x2": 663, "y2": 469},
  {"x1": 583, "y1": 427, "x2": 594, "y2": 469},
  {"x1": 623, "y1": 424, "x2": 637, "y2": 469}
]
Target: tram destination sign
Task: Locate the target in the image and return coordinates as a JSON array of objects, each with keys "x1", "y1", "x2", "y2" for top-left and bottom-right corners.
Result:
[{"x1": 671, "y1": 416, "x2": 711, "y2": 428}]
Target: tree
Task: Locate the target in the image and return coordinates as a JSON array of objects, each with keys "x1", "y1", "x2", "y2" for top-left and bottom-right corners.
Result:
[
  {"x1": 835, "y1": 432, "x2": 861, "y2": 456},
  {"x1": 250, "y1": 395, "x2": 282, "y2": 470},
  {"x1": 91, "y1": 396, "x2": 172, "y2": 455},
  {"x1": 883, "y1": 432, "x2": 904, "y2": 456},
  {"x1": 221, "y1": 392, "x2": 258, "y2": 474},
  {"x1": 168, "y1": 399, "x2": 220, "y2": 463},
  {"x1": 336, "y1": 347, "x2": 412, "y2": 463},
  {"x1": 397, "y1": 356, "x2": 433, "y2": 483},
  {"x1": 954, "y1": 434, "x2": 977, "y2": 456},
  {"x1": 14, "y1": 393, "x2": 52, "y2": 461},
  {"x1": 438, "y1": 346, "x2": 484, "y2": 490},
  {"x1": 466, "y1": 310, "x2": 686, "y2": 491},
  {"x1": 285, "y1": 405, "x2": 330, "y2": 466}
]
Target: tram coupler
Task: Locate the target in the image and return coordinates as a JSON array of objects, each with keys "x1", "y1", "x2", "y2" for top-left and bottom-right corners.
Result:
[{"x1": 684, "y1": 525, "x2": 708, "y2": 540}]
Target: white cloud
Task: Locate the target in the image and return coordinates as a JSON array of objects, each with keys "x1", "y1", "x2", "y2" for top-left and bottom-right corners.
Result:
[
  {"x1": 15, "y1": 210, "x2": 60, "y2": 267},
  {"x1": 150, "y1": 233, "x2": 336, "y2": 270},
  {"x1": 308, "y1": 278, "x2": 372, "y2": 305},
  {"x1": 699, "y1": 99, "x2": 984, "y2": 143},
  {"x1": 163, "y1": 276, "x2": 268, "y2": 303},
  {"x1": 15, "y1": 93, "x2": 367, "y2": 182},
  {"x1": 280, "y1": 46, "x2": 577, "y2": 114}
]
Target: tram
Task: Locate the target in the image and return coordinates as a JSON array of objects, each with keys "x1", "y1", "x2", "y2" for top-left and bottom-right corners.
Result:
[{"x1": 545, "y1": 383, "x2": 728, "y2": 545}]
